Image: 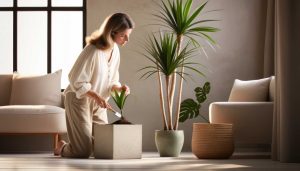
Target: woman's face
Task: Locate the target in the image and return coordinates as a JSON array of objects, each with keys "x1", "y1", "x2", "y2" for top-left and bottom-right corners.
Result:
[{"x1": 113, "y1": 29, "x2": 132, "y2": 46}]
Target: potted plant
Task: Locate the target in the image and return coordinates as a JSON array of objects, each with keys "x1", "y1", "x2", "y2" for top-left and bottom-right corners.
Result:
[
  {"x1": 179, "y1": 83, "x2": 234, "y2": 159},
  {"x1": 139, "y1": 0, "x2": 219, "y2": 157},
  {"x1": 110, "y1": 89, "x2": 131, "y2": 124},
  {"x1": 93, "y1": 90, "x2": 142, "y2": 159}
]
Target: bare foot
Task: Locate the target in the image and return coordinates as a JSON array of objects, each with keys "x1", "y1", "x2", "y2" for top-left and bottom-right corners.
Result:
[{"x1": 54, "y1": 140, "x2": 67, "y2": 156}]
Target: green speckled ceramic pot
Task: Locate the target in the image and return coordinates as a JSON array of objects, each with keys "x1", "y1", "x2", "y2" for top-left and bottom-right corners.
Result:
[{"x1": 155, "y1": 130, "x2": 184, "y2": 157}]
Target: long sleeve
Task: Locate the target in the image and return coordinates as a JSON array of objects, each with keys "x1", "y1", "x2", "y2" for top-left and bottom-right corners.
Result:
[
  {"x1": 68, "y1": 45, "x2": 96, "y2": 99},
  {"x1": 109, "y1": 46, "x2": 121, "y2": 91}
]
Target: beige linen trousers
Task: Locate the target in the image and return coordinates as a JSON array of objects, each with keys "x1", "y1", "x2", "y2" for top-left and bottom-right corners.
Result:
[{"x1": 61, "y1": 92, "x2": 107, "y2": 158}]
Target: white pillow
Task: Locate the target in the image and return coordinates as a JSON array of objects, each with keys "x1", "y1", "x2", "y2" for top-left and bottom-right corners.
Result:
[
  {"x1": 10, "y1": 70, "x2": 62, "y2": 107},
  {"x1": 228, "y1": 77, "x2": 271, "y2": 102}
]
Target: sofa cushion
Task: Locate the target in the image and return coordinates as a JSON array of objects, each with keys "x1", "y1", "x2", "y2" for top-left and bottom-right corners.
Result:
[
  {"x1": 10, "y1": 70, "x2": 62, "y2": 107},
  {"x1": 0, "y1": 75, "x2": 13, "y2": 106},
  {"x1": 228, "y1": 77, "x2": 271, "y2": 102},
  {"x1": 0, "y1": 105, "x2": 66, "y2": 133}
]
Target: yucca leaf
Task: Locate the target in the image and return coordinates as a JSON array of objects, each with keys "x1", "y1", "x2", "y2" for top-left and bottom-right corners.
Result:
[
  {"x1": 189, "y1": 26, "x2": 220, "y2": 32},
  {"x1": 183, "y1": 0, "x2": 192, "y2": 21},
  {"x1": 188, "y1": 19, "x2": 220, "y2": 28},
  {"x1": 186, "y1": 1, "x2": 207, "y2": 27}
]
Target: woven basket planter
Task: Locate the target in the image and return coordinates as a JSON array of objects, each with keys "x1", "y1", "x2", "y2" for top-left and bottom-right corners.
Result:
[{"x1": 192, "y1": 123, "x2": 234, "y2": 159}]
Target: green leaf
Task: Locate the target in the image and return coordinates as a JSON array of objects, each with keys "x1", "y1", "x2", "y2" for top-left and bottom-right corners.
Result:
[
  {"x1": 139, "y1": 32, "x2": 202, "y2": 78},
  {"x1": 154, "y1": 0, "x2": 220, "y2": 50},
  {"x1": 194, "y1": 87, "x2": 206, "y2": 103},
  {"x1": 195, "y1": 82, "x2": 210, "y2": 103},
  {"x1": 179, "y1": 98, "x2": 200, "y2": 122},
  {"x1": 203, "y1": 82, "x2": 211, "y2": 94},
  {"x1": 111, "y1": 89, "x2": 128, "y2": 114}
]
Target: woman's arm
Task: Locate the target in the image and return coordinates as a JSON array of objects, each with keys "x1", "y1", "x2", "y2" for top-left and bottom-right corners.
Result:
[
  {"x1": 68, "y1": 45, "x2": 96, "y2": 99},
  {"x1": 86, "y1": 90, "x2": 111, "y2": 109}
]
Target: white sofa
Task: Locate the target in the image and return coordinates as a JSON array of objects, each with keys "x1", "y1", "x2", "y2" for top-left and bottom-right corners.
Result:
[
  {"x1": 209, "y1": 77, "x2": 275, "y2": 149},
  {"x1": 0, "y1": 71, "x2": 67, "y2": 153}
]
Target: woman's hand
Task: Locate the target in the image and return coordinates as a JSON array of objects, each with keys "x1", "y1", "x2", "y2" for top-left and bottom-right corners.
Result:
[
  {"x1": 121, "y1": 84, "x2": 130, "y2": 96},
  {"x1": 86, "y1": 91, "x2": 111, "y2": 109},
  {"x1": 111, "y1": 84, "x2": 130, "y2": 96},
  {"x1": 94, "y1": 95, "x2": 112, "y2": 109}
]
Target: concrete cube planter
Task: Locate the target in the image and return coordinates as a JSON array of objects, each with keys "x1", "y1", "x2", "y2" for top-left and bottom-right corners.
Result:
[{"x1": 93, "y1": 124, "x2": 142, "y2": 159}]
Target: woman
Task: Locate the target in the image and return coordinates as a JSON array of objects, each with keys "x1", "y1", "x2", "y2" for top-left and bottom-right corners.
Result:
[{"x1": 54, "y1": 13, "x2": 134, "y2": 158}]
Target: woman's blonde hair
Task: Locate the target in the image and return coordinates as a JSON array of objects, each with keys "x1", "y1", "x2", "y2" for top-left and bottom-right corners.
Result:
[{"x1": 86, "y1": 13, "x2": 134, "y2": 50}]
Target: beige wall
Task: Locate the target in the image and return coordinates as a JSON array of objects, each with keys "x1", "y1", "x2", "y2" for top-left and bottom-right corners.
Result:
[
  {"x1": 0, "y1": 0, "x2": 267, "y2": 153},
  {"x1": 87, "y1": 0, "x2": 268, "y2": 151}
]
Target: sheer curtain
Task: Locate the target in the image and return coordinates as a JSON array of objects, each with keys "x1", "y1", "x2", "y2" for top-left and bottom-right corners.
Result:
[{"x1": 264, "y1": 0, "x2": 300, "y2": 162}]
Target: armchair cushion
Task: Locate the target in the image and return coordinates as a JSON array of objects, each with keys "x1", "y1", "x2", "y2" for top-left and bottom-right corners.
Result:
[{"x1": 228, "y1": 77, "x2": 271, "y2": 102}]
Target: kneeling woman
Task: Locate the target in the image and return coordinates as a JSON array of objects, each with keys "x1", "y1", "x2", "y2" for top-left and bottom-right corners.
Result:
[{"x1": 55, "y1": 13, "x2": 134, "y2": 158}]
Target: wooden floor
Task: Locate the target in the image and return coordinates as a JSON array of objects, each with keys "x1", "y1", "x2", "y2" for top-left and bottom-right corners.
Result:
[{"x1": 0, "y1": 152, "x2": 299, "y2": 170}]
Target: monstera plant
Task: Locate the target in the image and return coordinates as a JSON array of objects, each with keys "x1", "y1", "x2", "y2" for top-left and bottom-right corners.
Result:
[{"x1": 179, "y1": 82, "x2": 210, "y2": 123}]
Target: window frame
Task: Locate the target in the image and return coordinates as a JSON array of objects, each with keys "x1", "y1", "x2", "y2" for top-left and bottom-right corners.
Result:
[{"x1": 0, "y1": 0, "x2": 86, "y2": 73}]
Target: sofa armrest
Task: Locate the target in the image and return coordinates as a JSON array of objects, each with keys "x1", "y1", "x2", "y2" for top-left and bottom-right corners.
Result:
[
  {"x1": 61, "y1": 92, "x2": 65, "y2": 109},
  {"x1": 209, "y1": 102, "x2": 273, "y2": 144}
]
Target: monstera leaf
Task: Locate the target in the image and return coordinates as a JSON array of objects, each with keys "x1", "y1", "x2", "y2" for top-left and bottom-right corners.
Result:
[
  {"x1": 195, "y1": 82, "x2": 210, "y2": 103},
  {"x1": 179, "y1": 99, "x2": 200, "y2": 122},
  {"x1": 179, "y1": 82, "x2": 211, "y2": 123}
]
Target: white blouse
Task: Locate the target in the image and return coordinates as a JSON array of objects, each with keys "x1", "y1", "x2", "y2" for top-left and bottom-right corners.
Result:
[{"x1": 64, "y1": 43, "x2": 121, "y2": 101}]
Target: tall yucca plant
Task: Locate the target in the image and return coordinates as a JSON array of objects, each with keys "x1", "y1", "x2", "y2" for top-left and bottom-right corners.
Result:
[
  {"x1": 154, "y1": 0, "x2": 219, "y2": 130},
  {"x1": 140, "y1": 33, "x2": 203, "y2": 130}
]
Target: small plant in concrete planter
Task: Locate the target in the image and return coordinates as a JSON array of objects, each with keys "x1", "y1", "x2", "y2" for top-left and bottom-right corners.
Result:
[
  {"x1": 110, "y1": 89, "x2": 132, "y2": 124},
  {"x1": 94, "y1": 90, "x2": 142, "y2": 159}
]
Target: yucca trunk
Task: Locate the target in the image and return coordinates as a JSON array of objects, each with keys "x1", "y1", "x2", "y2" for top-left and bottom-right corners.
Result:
[
  {"x1": 174, "y1": 35, "x2": 184, "y2": 130},
  {"x1": 165, "y1": 76, "x2": 173, "y2": 130},
  {"x1": 169, "y1": 74, "x2": 176, "y2": 120},
  {"x1": 157, "y1": 69, "x2": 168, "y2": 130}
]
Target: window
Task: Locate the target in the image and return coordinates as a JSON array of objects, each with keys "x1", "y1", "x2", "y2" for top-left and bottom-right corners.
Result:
[{"x1": 0, "y1": 0, "x2": 86, "y2": 88}]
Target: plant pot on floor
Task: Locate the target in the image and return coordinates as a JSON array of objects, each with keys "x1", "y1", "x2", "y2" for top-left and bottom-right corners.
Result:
[
  {"x1": 93, "y1": 124, "x2": 142, "y2": 159},
  {"x1": 192, "y1": 123, "x2": 234, "y2": 159},
  {"x1": 155, "y1": 130, "x2": 184, "y2": 157}
]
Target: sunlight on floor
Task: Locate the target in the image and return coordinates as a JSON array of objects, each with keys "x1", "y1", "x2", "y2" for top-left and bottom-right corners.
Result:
[{"x1": 0, "y1": 152, "x2": 299, "y2": 170}]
